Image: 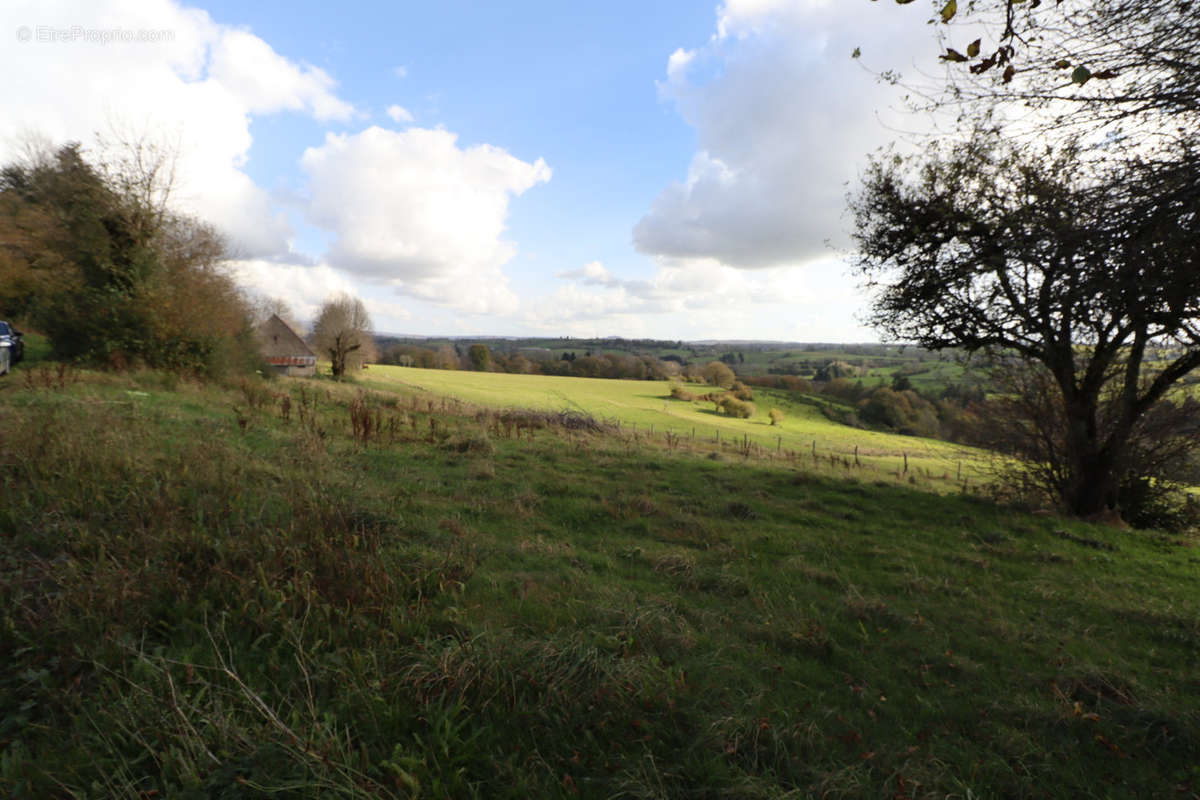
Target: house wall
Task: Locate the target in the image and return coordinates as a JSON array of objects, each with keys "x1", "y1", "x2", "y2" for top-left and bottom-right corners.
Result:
[{"x1": 267, "y1": 363, "x2": 316, "y2": 377}]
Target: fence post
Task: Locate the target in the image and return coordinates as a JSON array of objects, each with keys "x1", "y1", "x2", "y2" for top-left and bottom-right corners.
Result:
[
  {"x1": 903, "y1": 452, "x2": 908, "y2": 474},
  {"x1": 854, "y1": 445, "x2": 860, "y2": 467}
]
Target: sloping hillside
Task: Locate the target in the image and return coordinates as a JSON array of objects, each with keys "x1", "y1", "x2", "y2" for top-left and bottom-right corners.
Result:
[
  {"x1": 1, "y1": 368, "x2": 1197, "y2": 798},
  {"x1": 364, "y1": 365, "x2": 987, "y2": 485}
]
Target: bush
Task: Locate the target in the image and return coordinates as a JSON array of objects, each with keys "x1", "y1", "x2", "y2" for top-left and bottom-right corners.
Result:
[
  {"x1": 858, "y1": 387, "x2": 940, "y2": 437},
  {"x1": 768, "y1": 408, "x2": 784, "y2": 426},
  {"x1": 669, "y1": 383, "x2": 698, "y2": 401},
  {"x1": 715, "y1": 395, "x2": 756, "y2": 418},
  {"x1": 730, "y1": 380, "x2": 754, "y2": 401}
]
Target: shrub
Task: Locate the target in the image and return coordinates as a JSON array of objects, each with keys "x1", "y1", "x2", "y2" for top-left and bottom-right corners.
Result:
[
  {"x1": 768, "y1": 408, "x2": 784, "y2": 426},
  {"x1": 715, "y1": 395, "x2": 756, "y2": 419},
  {"x1": 858, "y1": 387, "x2": 940, "y2": 437},
  {"x1": 669, "y1": 383, "x2": 698, "y2": 401},
  {"x1": 730, "y1": 380, "x2": 754, "y2": 401}
]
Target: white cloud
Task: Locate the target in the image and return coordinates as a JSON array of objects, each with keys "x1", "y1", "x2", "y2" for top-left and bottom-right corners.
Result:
[
  {"x1": 666, "y1": 48, "x2": 695, "y2": 82},
  {"x1": 635, "y1": 0, "x2": 930, "y2": 269},
  {"x1": 206, "y1": 28, "x2": 355, "y2": 121},
  {"x1": 300, "y1": 126, "x2": 551, "y2": 314},
  {"x1": 534, "y1": 257, "x2": 814, "y2": 320},
  {"x1": 528, "y1": 255, "x2": 873, "y2": 340},
  {"x1": 232, "y1": 258, "x2": 418, "y2": 333},
  {"x1": 386, "y1": 104, "x2": 414, "y2": 124},
  {"x1": 393, "y1": 65, "x2": 408, "y2": 79},
  {"x1": 229, "y1": 258, "x2": 361, "y2": 324},
  {"x1": 556, "y1": 260, "x2": 623, "y2": 288},
  {"x1": 361, "y1": 298, "x2": 412, "y2": 323},
  {"x1": 0, "y1": 0, "x2": 355, "y2": 260}
]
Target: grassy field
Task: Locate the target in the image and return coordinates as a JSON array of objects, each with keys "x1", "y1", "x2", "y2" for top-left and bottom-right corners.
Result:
[
  {"x1": 363, "y1": 366, "x2": 989, "y2": 486},
  {"x1": 1, "y1": 366, "x2": 1198, "y2": 798}
]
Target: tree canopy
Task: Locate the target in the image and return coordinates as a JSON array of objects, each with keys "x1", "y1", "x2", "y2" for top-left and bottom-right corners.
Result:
[
  {"x1": 896, "y1": 0, "x2": 1199, "y2": 133},
  {"x1": 850, "y1": 130, "x2": 1200, "y2": 517},
  {"x1": 312, "y1": 294, "x2": 375, "y2": 378},
  {"x1": 853, "y1": 0, "x2": 1200, "y2": 521},
  {"x1": 0, "y1": 141, "x2": 255, "y2": 374}
]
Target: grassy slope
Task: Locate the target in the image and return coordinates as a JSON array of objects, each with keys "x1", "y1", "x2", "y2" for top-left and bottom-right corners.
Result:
[
  {"x1": 363, "y1": 366, "x2": 988, "y2": 484},
  {"x1": 1, "y1": 367, "x2": 1198, "y2": 798}
]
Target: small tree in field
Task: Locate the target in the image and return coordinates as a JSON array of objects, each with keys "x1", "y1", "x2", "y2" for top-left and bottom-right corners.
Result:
[
  {"x1": 768, "y1": 408, "x2": 784, "y2": 426},
  {"x1": 312, "y1": 294, "x2": 374, "y2": 378},
  {"x1": 702, "y1": 361, "x2": 736, "y2": 388}
]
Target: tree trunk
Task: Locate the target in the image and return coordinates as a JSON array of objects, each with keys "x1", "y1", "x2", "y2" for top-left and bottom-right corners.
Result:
[
  {"x1": 330, "y1": 343, "x2": 345, "y2": 378},
  {"x1": 1061, "y1": 392, "x2": 1120, "y2": 517},
  {"x1": 1064, "y1": 452, "x2": 1119, "y2": 517}
]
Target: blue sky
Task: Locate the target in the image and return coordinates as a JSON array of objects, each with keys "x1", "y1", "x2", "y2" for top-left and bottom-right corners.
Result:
[{"x1": 2, "y1": 0, "x2": 942, "y2": 340}]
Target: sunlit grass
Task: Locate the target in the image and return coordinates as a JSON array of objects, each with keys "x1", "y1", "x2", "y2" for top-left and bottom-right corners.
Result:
[{"x1": 363, "y1": 365, "x2": 991, "y2": 486}]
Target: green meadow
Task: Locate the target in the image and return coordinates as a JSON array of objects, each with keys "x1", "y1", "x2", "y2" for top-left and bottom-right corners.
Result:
[
  {"x1": 1, "y1": 365, "x2": 1197, "y2": 798},
  {"x1": 364, "y1": 365, "x2": 988, "y2": 485}
]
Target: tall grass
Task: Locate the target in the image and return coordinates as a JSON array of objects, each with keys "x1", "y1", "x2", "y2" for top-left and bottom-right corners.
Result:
[{"x1": 1, "y1": 370, "x2": 1197, "y2": 797}]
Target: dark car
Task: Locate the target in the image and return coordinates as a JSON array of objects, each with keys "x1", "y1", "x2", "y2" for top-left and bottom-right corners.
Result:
[{"x1": 0, "y1": 321, "x2": 24, "y2": 365}]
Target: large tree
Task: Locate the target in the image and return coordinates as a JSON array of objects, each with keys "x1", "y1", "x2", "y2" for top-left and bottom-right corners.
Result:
[
  {"x1": 311, "y1": 294, "x2": 375, "y2": 378},
  {"x1": 849, "y1": 131, "x2": 1200, "y2": 518}
]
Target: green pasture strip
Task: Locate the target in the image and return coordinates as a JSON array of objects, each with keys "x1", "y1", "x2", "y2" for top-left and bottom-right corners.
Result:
[{"x1": 363, "y1": 365, "x2": 991, "y2": 483}]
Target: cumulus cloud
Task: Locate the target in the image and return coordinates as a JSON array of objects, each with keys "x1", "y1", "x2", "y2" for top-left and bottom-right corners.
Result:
[
  {"x1": 529, "y1": 255, "x2": 871, "y2": 340},
  {"x1": 385, "y1": 104, "x2": 414, "y2": 124},
  {"x1": 534, "y1": 257, "x2": 811, "y2": 322},
  {"x1": 0, "y1": 0, "x2": 354, "y2": 260},
  {"x1": 229, "y1": 258, "x2": 362, "y2": 324},
  {"x1": 555, "y1": 261, "x2": 624, "y2": 288},
  {"x1": 206, "y1": 28, "x2": 354, "y2": 121},
  {"x1": 634, "y1": 0, "x2": 930, "y2": 269},
  {"x1": 300, "y1": 126, "x2": 551, "y2": 314}
]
